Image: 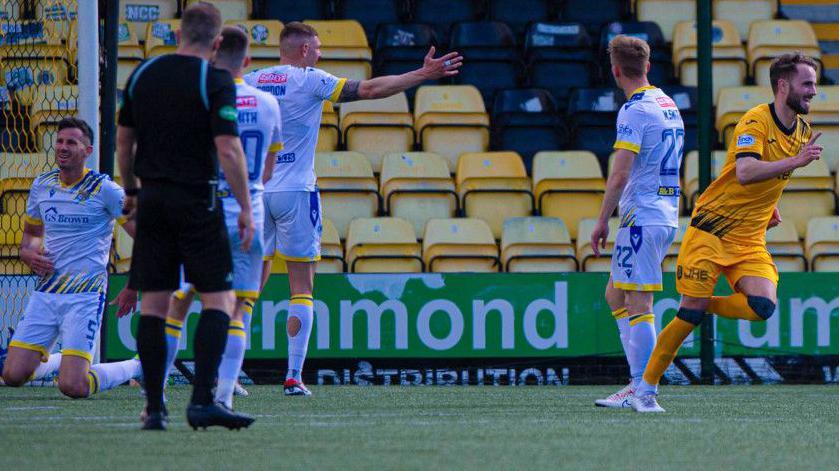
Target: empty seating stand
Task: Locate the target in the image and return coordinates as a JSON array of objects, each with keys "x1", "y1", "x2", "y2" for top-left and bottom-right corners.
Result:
[
  {"x1": 346, "y1": 217, "x2": 423, "y2": 272},
  {"x1": 560, "y1": 0, "x2": 628, "y2": 37},
  {"x1": 748, "y1": 20, "x2": 821, "y2": 86},
  {"x1": 339, "y1": 92, "x2": 414, "y2": 171},
  {"x1": 491, "y1": 88, "x2": 565, "y2": 171},
  {"x1": 599, "y1": 21, "x2": 673, "y2": 87},
  {"x1": 337, "y1": 0, "x2": 406, "y2": 44},
  {"x1": 423, "y1": 218, "x2": 500, "y2": 273},
  {"x1": 672, "y1": 20, "x2": 747, "y2": 102},
  {"x1": 305, "y1": 20, "x2": 373, "y2": 80},
  {"x1": 501, "y1": 217, "x2": 577, "y2": 272},
  {"x1": 225, "y1": 20, "x2": 283, "y2": 72},
  {"x1": 315, "y1": 151, "x2": 381, "y2": 238},
  {"x1": 411, "y1": 0, "x2": 483, "y2": 44},
  {"x1": 450, "y1": 21, "x2": 522, "y2": 104},
  {"x1": 566, "y1": 87, "x2": 625, "y2": 164},
  {"x1": 374, "y1": 23, "x2": 439, "y2": 102},
  {"x1": 525, "y1": 22, "x2": 597, "y2": 112}
]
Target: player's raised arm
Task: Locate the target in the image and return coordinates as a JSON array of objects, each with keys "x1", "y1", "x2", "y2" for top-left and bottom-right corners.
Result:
[{"x1": 736, "y1": 131, "x2": 822, "y2": 185}]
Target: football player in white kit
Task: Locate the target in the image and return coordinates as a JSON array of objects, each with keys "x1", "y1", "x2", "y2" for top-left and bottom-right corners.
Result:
[
  {"x1": 244, "y1": 22, "x2": 463, "y2": 395},
  {"x1": 150, "y1": 26, "x2": 283, "y2": 410},
  {"x1": 590, "y1": 35, "x2": 684, "y2": 410},
  {"x1": 0, "y1": 118, "x2": 143, "y2": 398}
]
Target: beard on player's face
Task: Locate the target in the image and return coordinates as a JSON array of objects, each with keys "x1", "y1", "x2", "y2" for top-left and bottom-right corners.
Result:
[{"x1": 786, "y1": 87, "x2": 811, "y2": 115}]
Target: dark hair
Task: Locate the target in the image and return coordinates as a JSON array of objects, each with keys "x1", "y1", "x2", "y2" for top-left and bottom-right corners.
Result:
[
  {"x1": 57, "y1": 116, "x2": 94, "y2": 145},
  {"x1": 607, "y1": 35, "x2": 650, "y2": 80},
  {"x1": 769, "y1": 52, "x2": 818, "y2": 94},
  {"x1": 280, "y1": 21, "x2": 318, "y2": 43},
  {"x1": 180, "y1": 2, "x2": 222, "y2": 47},
  {"x1": 216, "y1": 25, "x2": 249, "y2": 69}
]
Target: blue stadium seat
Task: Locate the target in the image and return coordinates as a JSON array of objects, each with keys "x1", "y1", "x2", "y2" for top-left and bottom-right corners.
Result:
[
  {"x1": 599, "y1": 21, "x2": 674, "y2": 87},
  {"x1": 567, "y1": 87, "x2": 625, "y2": 166},
  {"x1": 492, "y1": 88, "x2": 566, "y2": 173},
  {"x1": 262, "y1": 0, "x2": 329, "y2": 23},
  {"x1": 337, "y1": 0, "x2": 407, "y2": 43},
  {"x1": 411, "y1": 0, "x2": 484, "y2": 44},
  {"x1": 524, "y1": 22, "x2": 597, "y2": 111},
  {"x1": 450, "y1": 21, "x2": 522, "y2": 104},
  {"x1": 660, "y1": 85, "x2": 699, "y2": 156},
  {"x1": 559, "y1": 0, "x2": 628, "y2": 37},
  {"x1": 374, "y1": 23, "x2": 439, "y2": 103},
  {"x1": 487, "y1": 0, "x2": 558, "y2": 38}
]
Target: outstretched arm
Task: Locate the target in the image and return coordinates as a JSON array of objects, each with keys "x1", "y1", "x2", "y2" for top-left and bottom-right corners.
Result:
[{"x1": 736, "y1": 132, "x2": 822, "y2": 185}]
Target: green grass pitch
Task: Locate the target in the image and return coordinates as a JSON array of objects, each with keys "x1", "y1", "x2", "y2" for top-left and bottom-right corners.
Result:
[{"x1": 2, "y1": 385, "x2": 838, "y2": 469}]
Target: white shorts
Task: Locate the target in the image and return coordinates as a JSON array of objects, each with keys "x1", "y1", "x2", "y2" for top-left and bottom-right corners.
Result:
[
  {"x1": 9, "y1": 290, "x2": 105, "y2": 362},
  {"x1": 611, "y1": 225, "x2": 677, "y2": 292},
  {"x1": 263, "y1": 190, "x2": 322, "y2": 262}
]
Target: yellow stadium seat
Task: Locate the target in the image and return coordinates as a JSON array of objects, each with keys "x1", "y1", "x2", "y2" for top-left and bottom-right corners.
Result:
[
  {"x1": 533, "y1": 151, "x2": 605, "y2": 240},
  {"x1": 317, "y1": 101, "x2": 340, "y2": 152},
  {"x1": 636, "y1": 0, "x2": 695, "y2": 42},
  {"x1": 805, "y1": 217, "x2": 839, "y2": 272},
  {"x1": 456, "y1": 152, "x2": 534, "y2": 239},
  {"x1": 315, "y1": 151, "x2": 380, "y2": 239},
  {"x1": 414, "y1": 85, "x2": 491, "y2": 171},
  {"x1": 766, "y1": 219, "x2": 806, "y2": 272},
  {"x1": 319, "y1": 218, "x2": 346, "y2": 272},
  {"x1": 0, "y1": 256, "x2": 30, "y2": 275},
  {"x1": 224, "y1": 20, "x2": 282, "y2": 71},
  {"x1": 423, "y1": 218, "x2": 499, "y2": 273},
  {"x1": 380, "y1": 152, "x2": 457, "y2": 237},
  {"x1": 713, "y1": 0, "x2": 776, "y2": 41},
  {"x1": 501, "y1": 217, "x2": 577, "y2": 272},
  {"x1": 0, "y1": 213, "x2": 24, "y2": 248},
  {"x1": 0, "y1": 153, "x2": 51, "y2": 179},
  {"x1": 0, "y1": 56, "x2": 70, "y2": 89},
  {"x1": 576, "y1": 217, "x2": 620, "y2": 272},
  {"x1": 0, "y1": 178, "x2": 32, "y2": 221},
  {"x1": 304, "y1": 20, "x2": 372, "y2": 80},
  {"x1": 187, "y1": 0, "x2": 250, "y2": 22},
  {"x1": 716, "y1": 86, "x2": 773, "y2": 145},
  {"x1": 808, "y1": 86, "x2": 839, "y2": 172},
  {"x1": 672, "y1": 20, "x2": 747, "y2": 101},
  {"x1": 682, "y1": 150, "x2": 728, "y2": 210},
  {"x1": 748, "y1": 20, "x2": 821, "y2": 86},
  {"x1": 339, "y1": 93, "x2": 414, "y2": 171},
  {"x1": 662, "y1": 217, "x2": 691, "y2": 272},
  {"x1": 778, "y1": 159, "x2": 835, "y2": 237},
  {"x1": 120, "y1": 1, "x2": 178, "y2": 42},
  {"x1": 27, "y1": 85, "x2": 78, "y2": 139},
  {"x1": 112, "y1": 222, "x2": 133, "y2": 274},
  {"x1": 346, "y1": 217, "x2": 423, "y2": 273},
  {"x1": 145, "y1": 20, "x2": 180, "y2": 57}
]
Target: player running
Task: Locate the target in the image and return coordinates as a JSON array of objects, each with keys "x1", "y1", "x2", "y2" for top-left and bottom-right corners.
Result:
[
  {"x1": 244, "y1": 22, "x2": 462, "y2": 396},
  {"x1": 634, "y1": 53, "x2": 822, "y2": 412},
  {"x1": 0, "y1": 117, "x2": 142, "y2": 398},
  {"x1": 590, "y1": 36, "x2": 683, "y2": 409},
  {"x1": 149, "y1": 26, "x2": 282, "y2": 411}
]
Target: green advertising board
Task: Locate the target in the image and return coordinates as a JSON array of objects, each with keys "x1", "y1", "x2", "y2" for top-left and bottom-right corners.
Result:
[{"x1": 104, "y1": 273, "x2": 839, "y2": 361}]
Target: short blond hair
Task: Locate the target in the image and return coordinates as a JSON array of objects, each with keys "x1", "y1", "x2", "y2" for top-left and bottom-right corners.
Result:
[{"x1": 608, "y1": 35, "x2": 650, "y2": 80}]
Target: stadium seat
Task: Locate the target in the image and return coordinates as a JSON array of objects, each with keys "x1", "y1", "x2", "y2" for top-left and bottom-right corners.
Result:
[
  {"x1": 422, "y1": 218, "x2": 500, "y2": 273},
  {"x1": 305, "y1": 20, "x2": 372, "y2": 80},
  {"x1": 224, "y1": 20, "x2": 283, "y2": 72},
  {"x1": 635, "y1": 0, "x2": 695, "y2": 43},
  {"x1": 119, "y1": 0, "x2": 178, "y2": 42},
  {"x1": 456, "y1": 151, "x2": 534, "y2": 238},
  {"x1": 414, "y1": 85, "x2": 490, "y2": 172},
  {"x1": 715, "y1": 86, "x2": 773, "y2": 146},
  {"x1": 682, "y1": 150, "x2": 728, "y2": 210},
  {"x1": 576, "y1": 217, "x2": 620, "y2": 272},
  {"x1": 567, "y1": 88, "x2": 625, "y2": 163},
  {"x1": 599, "y1": 21, "x2": 674, "y2": 88},
  {"x1": 144, "y1": 20, "x2": 179, "y2": 57},
  {"x1": 373, "y1": 23, "x2": 439, "y2": 103},
  {"x1": 501, "y1": 217, "x2": 577, "y2": 272},
  {"x1": 380, "y1": 152, "x2": 457, "y2": 237},
  {"x1": 778, "y1": 159, "x2": 835, "y2": 237},
  {"x1": 315, "y1": 151, "x2": 381, "y2": 239},
  {"x1": 411, "y1": 0, "x2": 483, "y2": 44},
  {"x1": 450, "y1": 21, "x2": 522, "y2": 104},
  {"x1": 532, "y1": 151, "x2": 605, "y2": 240},
  {"x1": 337, "y1": 0, "x2": 406, "y2": 43},
  {"x1": 0, "y1": 213, "x2": 24, "y2": 250},
  {"x1": 346, "y1": 217, "x2": 423, "y2": 272},
  {"x1": 263, "y1": 0, "x2": 329, "y2": 23},
  {"x1": 27, "y1": 85, "x2": 78, "y2": 144},
  {"x1": 339, "y1": 92, "x2": 414, "y2": 171},
  {"x1": 186, "y1": 0, "x2": 250, "y2": 22},
  {"x1": 713, "y1": 0, "x2": 776, "y2": 44},
  {"x1": 559, "y1": 0, "x2": 628, "y2": 37},
  {"x1": 524, "y1": 22, "x2": 597, "y2": 112},
  {"x1": 660, "y1": 85, "x2": 698, "y2": 155},
  {"x1": 748, "y1": 20, "x2": 821, "y2": 86},
  {"x1": 805, "y1": 217, "x2": 839, "y2": 272},
  {"x1": 0, "y1": 153, "x2": 50, "y2": 179},
  {"x1": 0, "y1": 178, "x2": 32, "y2": 223},
  {"x1": 808, "y1": 86, "x2": 839, "y2": 172},
  {"x1": 766, "y1": 219, "x2": 806, "y2": 272},
  {"x1": 491, "y1": 88, "x2": 565, "y2": 172},
  {"x1": 662, "y1": 217, "x2": 691, "y2": 272},
  {"x1": 318, "y1": 101, "x2": 340, "y2": 152},
  {"x1": 319, "y1": 218, "x2": 346, "y2": 272},
  {"x1": 488, "y1": 0, "x2": 556, "y2": 38},
  {"x1": 0, "y1": 21, "x2": 70, "y2": 89},
  {"x1": 116, "y1": 22, "x2": 143, "y2": 90},
  {"x1": 672, "y1": 20, "x2": 747, "y2": 102}
]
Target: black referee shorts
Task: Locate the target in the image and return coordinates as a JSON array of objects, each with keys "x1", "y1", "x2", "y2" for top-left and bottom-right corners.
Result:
[{"x1": 128, "y1": 181, "x2": 233, "y2": 293}]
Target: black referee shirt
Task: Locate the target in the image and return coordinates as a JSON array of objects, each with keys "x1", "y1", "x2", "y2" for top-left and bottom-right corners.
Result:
[{"x1": 118, "y1": 54, "x2": 239, "y2": 186}]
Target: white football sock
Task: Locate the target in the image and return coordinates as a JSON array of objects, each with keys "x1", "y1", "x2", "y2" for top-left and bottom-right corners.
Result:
[
  {"x1": 628, "y1": 313, "x2": 656, "y2": 389},
  {"x1": 163, "y1": 317, "x2": 184, "y2": 383},
  {"x1": 287, "y1": 295, "x2": 313, "y2": 382},
  {"x1": 89, "y1": 358, "x2": 142, "y2": 394},
  {"x1": 215, "y1": 319, "x2": 246, "y2": 409},
  {"x1": 30, "y1": 353, "x2": 62, "y2": 381}
]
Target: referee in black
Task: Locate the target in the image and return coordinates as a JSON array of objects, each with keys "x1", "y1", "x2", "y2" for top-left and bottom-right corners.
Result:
[{"x1": 117, "y1": 3, "x2": 254, "y2": 431}]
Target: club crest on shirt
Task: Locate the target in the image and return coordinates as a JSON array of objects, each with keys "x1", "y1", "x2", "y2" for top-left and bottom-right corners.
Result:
[{"x1": 737, "y1": 134, "x2": 755, "y2": 147}]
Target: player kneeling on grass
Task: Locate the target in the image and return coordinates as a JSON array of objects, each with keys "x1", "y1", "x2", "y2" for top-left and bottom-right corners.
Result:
[
  {"x1": 591, "y1": 36, "x2": 683, "y2": 409},
  {"x1": 635, "y1": 53, "x2": 822, "y2": 413},
  {"x1": 0, "y1": 117, "x2": 142, "y2": 398}
]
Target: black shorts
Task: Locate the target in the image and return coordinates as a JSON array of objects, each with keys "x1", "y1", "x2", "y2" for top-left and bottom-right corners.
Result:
[{"x1": 128, "y1": 181, "x2": 233, "y2": 293}]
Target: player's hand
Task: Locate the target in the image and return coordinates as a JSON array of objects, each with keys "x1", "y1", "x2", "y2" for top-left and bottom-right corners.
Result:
[
  {"x1": 122, "y1": 195, "x2": 137, "y2": 220},
  {"x1": 22, "y1": 246, "x2": 54, "y2": 277},
  {"x1": 794, "y1": 131, "x2": 823, "y2": 168},
  {"x1": 110, "y1": 287, "x2": 138, "y2": 318},
  {"x1": 421, "y1": 46, "x2": 463, "y2": 80},
  {"x1": 238, "y1": 210, "x2": 255, "y2": 252},
  {"x1": 591, "y1": 219, "x2": 609, "y2": 257},
  {"x1": 767, "y1": 207, "x2": 782, "y2": 229}
]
